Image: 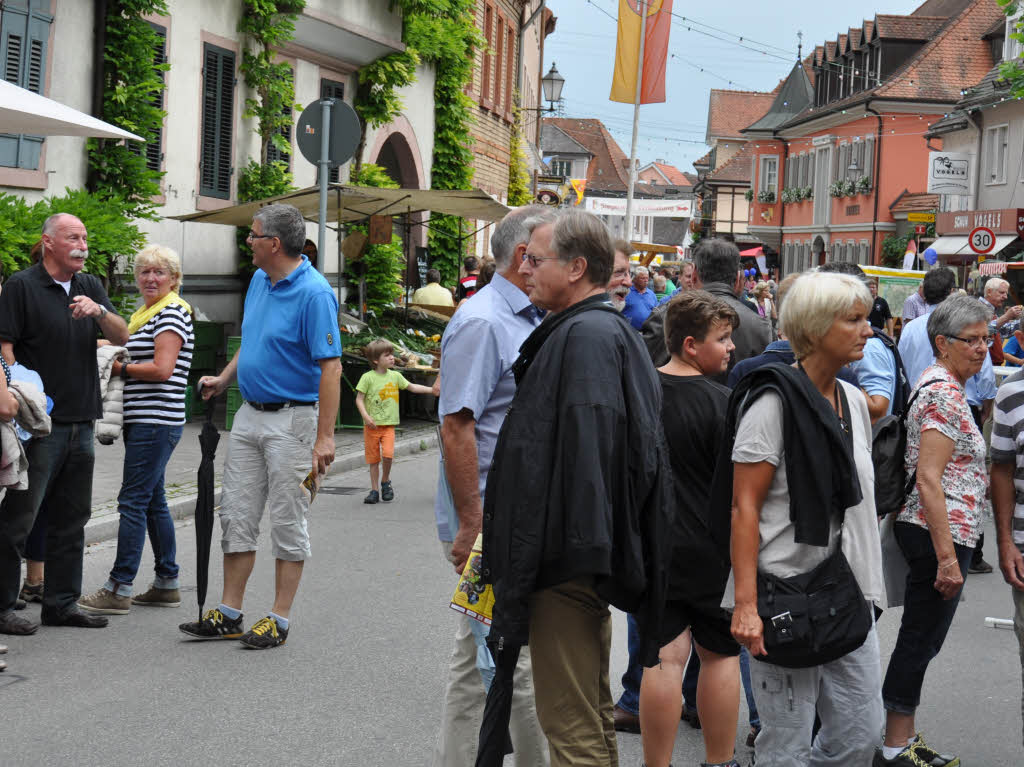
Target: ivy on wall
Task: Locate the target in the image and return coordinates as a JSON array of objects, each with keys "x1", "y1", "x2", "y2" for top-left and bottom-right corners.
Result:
[
  {"x1": 345, "y1": 164, "x2": 406, "y2": 313},
  {"x1": 507, "y1": 101, "x2": 531, "y2": 207},
  {"x1": 356, "y1": 1, "x2": 482, "y2": 286},
  {"x1": 235, "y1": 0, "x2": 305, "y2": 285},
  {"x1": 87, "y1": 0, "x2": 169, "y2": 221}
]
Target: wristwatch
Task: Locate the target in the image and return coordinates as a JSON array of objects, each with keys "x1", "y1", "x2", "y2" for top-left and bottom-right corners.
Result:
[{"x1": 98, "y1": 305, "x2": 108, "y2": 319}]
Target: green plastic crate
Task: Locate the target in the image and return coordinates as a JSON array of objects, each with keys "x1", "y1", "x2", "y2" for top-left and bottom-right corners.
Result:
[
  {"x1": 225, "y1": 386, "x2": 242, "y2": 430},
  {"x1": 191, "y1": 347, "x2": 215, "y2": 371},
  {"x1": 193, "y1": 321, "x2": 223, "y2": 351},
  {"x1": 226, "y1": 335, "x2": 242, "y2": 360}
]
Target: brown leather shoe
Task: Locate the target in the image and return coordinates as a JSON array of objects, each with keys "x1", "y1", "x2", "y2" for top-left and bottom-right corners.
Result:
[{"x1": 613, "y1": 705, "x2": 641, "y2": 733}]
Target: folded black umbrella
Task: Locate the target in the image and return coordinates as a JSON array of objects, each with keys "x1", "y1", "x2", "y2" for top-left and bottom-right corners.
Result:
[
  {"x1": 194, "y1": 394, "x2": 220, "y2": 621},
  {"x1": 474, "y1": 638, "x2": 519, "y2": 767}
]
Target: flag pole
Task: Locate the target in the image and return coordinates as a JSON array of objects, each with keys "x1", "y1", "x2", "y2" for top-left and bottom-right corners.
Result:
[{"x1": 624, "y1": 0, "x2": 647, "y2": 243}]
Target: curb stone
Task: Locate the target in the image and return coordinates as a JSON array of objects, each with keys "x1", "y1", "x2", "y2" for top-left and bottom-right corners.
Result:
[{"x1": 84, "y1": 430, "x2": 439, "y2": 545}]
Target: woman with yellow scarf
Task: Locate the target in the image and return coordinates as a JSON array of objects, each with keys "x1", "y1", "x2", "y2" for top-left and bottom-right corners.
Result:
[{"x1": 79, "y1": 245, "x2": 195, "y2": 616}]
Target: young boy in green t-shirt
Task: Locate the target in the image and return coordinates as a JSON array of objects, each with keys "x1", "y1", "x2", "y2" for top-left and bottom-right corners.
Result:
[{"x1": 355, "y1": 339, "x2": 433, "y2": 504}]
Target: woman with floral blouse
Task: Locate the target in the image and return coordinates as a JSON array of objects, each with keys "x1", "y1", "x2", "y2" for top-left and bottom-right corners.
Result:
[{"x1": 876, "y1": 294, "x2": 992, "y2": 767}]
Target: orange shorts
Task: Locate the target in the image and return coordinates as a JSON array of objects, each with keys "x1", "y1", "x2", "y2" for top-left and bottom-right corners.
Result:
[{"x1": 364, "y1": 424, "x2": 396, "y2": 464}]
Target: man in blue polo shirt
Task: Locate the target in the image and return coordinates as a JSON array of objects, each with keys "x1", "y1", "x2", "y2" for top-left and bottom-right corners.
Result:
[
  {"x1": 623, "y1": 266, "x2": 658, "y2": 330},
  {"x1": 180, "y1": 203, "x2": 341, "y2": 650}
]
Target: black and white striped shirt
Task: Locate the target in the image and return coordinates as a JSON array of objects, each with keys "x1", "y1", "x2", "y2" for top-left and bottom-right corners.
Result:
[{"x1": 123, "y1": 304, "x2": 194, "y2": 425}]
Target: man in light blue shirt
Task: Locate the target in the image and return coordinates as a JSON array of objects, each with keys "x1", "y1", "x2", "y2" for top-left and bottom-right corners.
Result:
[
  {"x1": 899, "y1": 269, "x2": 996, "y2": 413},
  {"x1": 432, "y1": 206, "x2": 550, "y2": 767},
  {"x1": 851, "y1": 335, "x2": 899, "y2": 420}
]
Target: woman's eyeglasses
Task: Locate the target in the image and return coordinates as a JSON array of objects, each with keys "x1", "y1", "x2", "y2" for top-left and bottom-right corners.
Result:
[{"x1": 946, "y1": 334, "x2": 993, "y2": 349}]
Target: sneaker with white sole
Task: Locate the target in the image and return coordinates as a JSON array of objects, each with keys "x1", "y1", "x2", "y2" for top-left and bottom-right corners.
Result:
[
  {"x1": 132, "y1": 586, "x2": 181, "y2": 607},
  {"x1": 78, "y1": 588, "x2": 130, "y2": 615}
]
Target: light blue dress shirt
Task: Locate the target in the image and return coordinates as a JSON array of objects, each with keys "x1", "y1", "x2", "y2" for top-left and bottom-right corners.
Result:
[
  {"x1": 898, "y1": 305, "x2": 996, "y2": 406},
  {"x1": 851, "y1": 337, "x2": 897, "y2": 417},
  {"x1": 433, "y1": 273, "x2": 541, "y2": 540}
]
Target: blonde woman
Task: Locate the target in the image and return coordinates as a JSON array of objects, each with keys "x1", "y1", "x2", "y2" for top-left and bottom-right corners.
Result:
[{"x1": 79, "y1": 245, "x2": 194, "y2": 615}]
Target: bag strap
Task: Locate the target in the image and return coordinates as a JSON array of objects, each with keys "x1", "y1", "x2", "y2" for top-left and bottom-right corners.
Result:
[{"x1": 902, "y1": 377, "x2": 946, "y2": 497}]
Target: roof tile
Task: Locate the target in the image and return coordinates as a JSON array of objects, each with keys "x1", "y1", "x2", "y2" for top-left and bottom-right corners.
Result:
[
  {"x1": 707, "y1": 89, "x2": 775, "y2": 140},
  {"x1": 653, "y1": 162, "x2": 692, "y2": 186},
  {"x1": 890, "y1": 192, "x2": 939, "y2": 213},
  {"x1": 705, "y1": 142, "x2": 756, "y2": 184},
  {"x1": 542, "y1": 117, "x2": 632, "y2": 191},
  {"x1": 876, "y1": 0, "x2": 1001, "y2": 101},
  {"x1": 873, "y1": 14, "x2": 947, "y2": 40}
]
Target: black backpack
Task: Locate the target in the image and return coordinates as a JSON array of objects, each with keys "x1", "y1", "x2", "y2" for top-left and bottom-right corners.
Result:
[{"x1": 870, "y1": 378, "x2": 942, "y2": 517}]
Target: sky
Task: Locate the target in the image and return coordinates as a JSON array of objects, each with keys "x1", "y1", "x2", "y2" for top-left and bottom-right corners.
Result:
[{"x1": 542, "y1": 0, "x2": 929, "y2": 174}]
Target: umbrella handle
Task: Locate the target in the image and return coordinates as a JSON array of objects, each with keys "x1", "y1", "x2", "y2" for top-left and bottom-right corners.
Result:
[{"x1": 197, "y1": 382, "x2": 218, "y2": 424}]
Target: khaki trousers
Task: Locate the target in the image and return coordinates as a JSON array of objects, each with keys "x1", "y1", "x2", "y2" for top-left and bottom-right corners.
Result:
[{"x1": 529, "y1": 577, "x2": 618, "y2": 767}]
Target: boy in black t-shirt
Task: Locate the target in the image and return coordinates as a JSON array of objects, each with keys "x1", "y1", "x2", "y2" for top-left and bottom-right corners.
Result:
[{"x1": 639, "y1": 290, "x2": 744, "y2": 767}]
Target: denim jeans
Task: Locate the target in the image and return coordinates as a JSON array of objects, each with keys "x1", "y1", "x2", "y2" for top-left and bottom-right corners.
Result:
[
  {"x1": 619, "y1": 612, "x2": 760, "y2": 728},
  {"x1": 0, "y1": 422, "x2": 95, "y2": 615},
  {"x1": 881, "y1": 521, "x2": 974, "y2": 714},
  {"x1": 106, "y1": 423, "x2": 182, "y2": 596}
]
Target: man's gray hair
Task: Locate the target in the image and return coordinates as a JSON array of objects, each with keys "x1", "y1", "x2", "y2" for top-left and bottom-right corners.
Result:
[
  {"x1": 984, "y1": 277, "x2": 1008, "y2": 295},
  {"x1": 253, "y1": 204, "x2": 306, "y2": 257},
  {"x1": 41, "y1": 212, "x2": 79, "y2": 236},
  {"x1": 492, "y1": 205, "x2": 557, "y2": 269},
  {"x1": 634, "y1": 265, "x2": 649, "y2": 278},
  {"x1": 927, "y1": 294, "x2": 994, "y2": 356},
  {"x1": 549, "y1": 209, "x2": 614, "y2": 286}
]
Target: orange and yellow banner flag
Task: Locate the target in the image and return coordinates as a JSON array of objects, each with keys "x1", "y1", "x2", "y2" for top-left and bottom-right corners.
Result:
[
  {"x1": 610, "y1": 0, "x2": 673, "y2": 104},
  {"x1": 570, "y1": 178, "x2": 587, "y2": 205}
]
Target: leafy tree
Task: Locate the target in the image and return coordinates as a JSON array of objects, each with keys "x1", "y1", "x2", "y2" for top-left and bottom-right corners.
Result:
[{"x1": 999, "y1": 1, "x2": 1024, "y2": 93}]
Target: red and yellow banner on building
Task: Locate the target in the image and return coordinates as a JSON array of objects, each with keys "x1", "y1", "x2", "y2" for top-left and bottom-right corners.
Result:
[{"x1": 610, "y1": 0, "x2": 673, "y2": 104}]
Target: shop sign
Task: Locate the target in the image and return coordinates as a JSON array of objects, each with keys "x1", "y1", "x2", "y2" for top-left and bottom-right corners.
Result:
[
  {"x1": 937, "y1": 208, "x2": 1024, "y2": 236},
  {"x1": 927, "y1": 152, "x2": 970, "y2": 195}
]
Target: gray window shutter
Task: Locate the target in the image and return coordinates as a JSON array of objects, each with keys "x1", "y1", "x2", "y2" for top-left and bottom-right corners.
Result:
[
  {"x1": 128, "y1": 23, "x2": 166, "y2": 173},
  {"x1": 266, "y1": 67, "x2": 294, "y2": 169},
  {"x1": 864, "y1": 135, "x2": 875, "y2": 185},
  {"x1": 0, "y1": 1, "x2": 51, "y2": 169},
  {"x1": 200, "y1": 43, "x2": 235, "y2": 199}
]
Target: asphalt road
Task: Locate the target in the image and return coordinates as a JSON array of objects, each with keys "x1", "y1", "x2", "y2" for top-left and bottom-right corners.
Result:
[{"x1": 1, "y1": 448, "x2": 1021, "y2": 766}]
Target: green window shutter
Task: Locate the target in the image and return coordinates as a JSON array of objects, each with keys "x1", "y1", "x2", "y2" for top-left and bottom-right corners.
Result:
[
  {"x1": 200, "y1": 43, "x2": 235, "y2": 199},
  {"x1": 319, "y1": 79, "x2": 345, "y2": 183},
  {"x1": 0, "y1": 1, "x2": 52, "y2": 170}
]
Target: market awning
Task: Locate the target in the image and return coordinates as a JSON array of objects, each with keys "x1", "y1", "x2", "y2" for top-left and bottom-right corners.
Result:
[
  {"x1": 169, "y1": 185, "x2": 510, "y2": 226},
  {"x1": 0, "y1": 78, "x2": 144, "y2": 140},
  {"x1": 980, "y1": 261, "x2": 1008, "y2": 275},
  {"x1": 930, "y1": 234, "x2": 1018, "y2": 257}
]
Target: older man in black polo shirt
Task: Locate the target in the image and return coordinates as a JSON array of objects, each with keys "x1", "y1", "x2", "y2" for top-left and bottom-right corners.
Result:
[{"x1": 0, "y1": 212, "x2": 129, "y2": 634}]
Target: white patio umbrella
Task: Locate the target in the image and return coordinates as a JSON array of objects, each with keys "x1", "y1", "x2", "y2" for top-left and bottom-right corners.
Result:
[{"x1": 0, "y1": 78, "x2": 143, "y2": 140}]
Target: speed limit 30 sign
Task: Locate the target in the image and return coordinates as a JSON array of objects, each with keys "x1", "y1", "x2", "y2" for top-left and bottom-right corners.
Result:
[{"x1": 969, "y1": 226, "x2": 996, "y2": 255}]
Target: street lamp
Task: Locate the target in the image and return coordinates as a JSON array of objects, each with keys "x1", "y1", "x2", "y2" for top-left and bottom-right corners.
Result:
[{"x1": 523, "y1": 63, "x2": 565, "y2": 113}]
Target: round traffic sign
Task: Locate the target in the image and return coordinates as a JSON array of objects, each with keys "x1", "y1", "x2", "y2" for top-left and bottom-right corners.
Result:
[
  {"x1": 969, "y1": 226, "x2": 996, "y2": 255},
  {"x1": 296, "y1": 98, "x2": 361, "y2": 168}
]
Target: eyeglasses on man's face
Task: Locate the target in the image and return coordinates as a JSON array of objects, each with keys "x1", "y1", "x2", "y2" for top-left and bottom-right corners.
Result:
[
  {"x1": 246, "y1": 231, "x2": 275, "y2": 242},
  {"x1": 521, "y1": 252, "x2": 560, "y2": 268},
  {"x1": 946, "y1": 334, "x2": 993, "y2": 349}
]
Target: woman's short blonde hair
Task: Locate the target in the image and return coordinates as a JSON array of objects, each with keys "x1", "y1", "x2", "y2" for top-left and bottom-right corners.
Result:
[
  {"x1": 780, "y1": 272, "x2": 871, "y2": 359},
  {"x1": 134, "y1": 244, "x2": 182, "y2": 292},
  {"x1": 754, "y1": 280, "x2": 769, "y2": 296}
]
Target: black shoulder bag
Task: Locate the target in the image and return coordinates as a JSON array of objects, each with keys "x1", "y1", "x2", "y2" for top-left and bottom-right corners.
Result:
[{"x1": 755, "y1": 382, "x2": 873, "y2": 668}]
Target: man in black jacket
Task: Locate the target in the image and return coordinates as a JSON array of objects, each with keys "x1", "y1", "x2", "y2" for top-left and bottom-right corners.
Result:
[
  {"x1": 482, "y1": 209, "x2": 669, "y2": 767},
  {"x1": 641, "y1": 238, "x2": 771, "y2": 376}
]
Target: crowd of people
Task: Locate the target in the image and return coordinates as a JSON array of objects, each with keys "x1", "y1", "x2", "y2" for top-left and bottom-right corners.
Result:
[
  {"x1": 0, "y1": 204, "x2": 341, "y2": 665},
  {"x1": 431, "y1": 205, "x2": 1024, "y2": 767},
  {"x1": 2, "y1": 201, "x2": 1023, "y2": 767}
]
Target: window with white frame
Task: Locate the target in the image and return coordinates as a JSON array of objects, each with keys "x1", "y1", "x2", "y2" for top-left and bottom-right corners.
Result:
[
  {"x1": 549, "y1": 159, "x2": 572, "y2": 177},
  {"x1": 859, "y1": 241, "x2": 870, "y2": 264},
  {"x1": 985, "y1": 124, "x2": 1008, "y2": 184},
  {"x1": 759, "y1": 155, "x2": 778, "y2": 194},
  {"x1": 1006, "y1": 12, "x2": 1023, "y2": 62}
]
